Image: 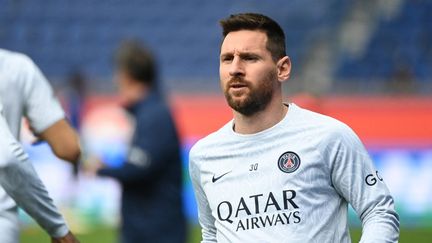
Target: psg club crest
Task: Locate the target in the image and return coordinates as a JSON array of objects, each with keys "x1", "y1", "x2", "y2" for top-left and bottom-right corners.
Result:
[{"x1": 278, "y1": 151, "x2": 301, "y2": 173}]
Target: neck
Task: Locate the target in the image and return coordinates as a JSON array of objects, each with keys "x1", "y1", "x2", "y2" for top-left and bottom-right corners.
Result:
[
  {"x1": 233, "y1": 96, "x2": 288, "y2": 134},
  {"x1": 121, "y1": 84, "x2": 150, "y2": 107}
]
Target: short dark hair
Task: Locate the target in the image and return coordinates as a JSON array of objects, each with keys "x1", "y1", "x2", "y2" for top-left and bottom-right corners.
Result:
[
  {"x1": 220, "y1": 13, "x2": 286, "y2": 61},
  {"x1": 115, "y1": 40, "x2": 157, "y2": 86}
]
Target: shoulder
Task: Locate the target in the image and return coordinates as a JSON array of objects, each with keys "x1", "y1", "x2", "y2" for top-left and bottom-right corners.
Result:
[
  {"x1": 140, "y1": 94, "x2": 170, "y2": 115},
  {"x1": 292, "y1": 104, "x2": 358, "y2": 143},
  {"x1": 134, "y1": 95, "x2": 179, "y2": 138},
  {"x1": 0, "y1": 49, "x2": 39, "y2": 87},
  {"x1": 132, "y1": 96, "x2": 169, "y2": 126},
  {"x1": 189, "y1": 121, "x2": 232, "y2": 162},
  {"x1": 0, "y1": 49, "x2": 35, "y2": 69},
  {"x1": 292, "y1": 104, "x2": 366, "y2": 166}
]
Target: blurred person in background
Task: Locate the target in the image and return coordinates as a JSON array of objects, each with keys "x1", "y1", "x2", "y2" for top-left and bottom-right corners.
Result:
[
  {"x1": 65, "y1": 70, "x2": 88, "y2": 132},
  {"x1": 189, "y1": 13, "x2": 399, "y2": 242},
  {"x1": 0, "y1": 49, "x2": 81, "y2": 242},
  {"x1": 89, "y1": 41, "x2": 186, "y2": 243},
  {"x1": 64, "y1": 70, "x2": 88, "y2": 177}
]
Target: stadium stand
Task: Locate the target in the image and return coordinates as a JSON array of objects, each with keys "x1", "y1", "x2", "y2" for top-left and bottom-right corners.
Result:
[
  {"x1": 1, "y1": 0, "x2": 429, "y2": 93},
  {"x1": 0, "y1": 0, "x2": 346, "y2": 85},
  {"x1": 336, "y1": 0, "x2": 432, "y2": 90}
]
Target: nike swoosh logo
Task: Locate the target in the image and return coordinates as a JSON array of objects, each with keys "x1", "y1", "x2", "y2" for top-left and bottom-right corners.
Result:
[{"x1": 212, "y1": 171, "x2": 231, "y2": 183}]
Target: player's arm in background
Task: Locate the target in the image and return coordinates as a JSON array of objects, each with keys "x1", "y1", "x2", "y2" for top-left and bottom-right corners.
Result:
[
  {"x1": 326, "y1": 124, "x2": 400, "y2": 242},
  {"x1": 18, "y1": 53, "x2": 81, "y2": 164},
  {"x1": 189, "y1": 146, "x2": 218, "y2": 243},
  {"x1": 0, "y1": 105, "x2": 79, "y2": 243},
  {"x1": 97, "y1": 106, "x2": 178, "y2": 183}
]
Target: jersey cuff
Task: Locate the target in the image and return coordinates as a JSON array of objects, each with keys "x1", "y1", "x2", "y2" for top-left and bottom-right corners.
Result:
[{"x1": 49, "y1": 224, "x2": 69, "y2": 238}]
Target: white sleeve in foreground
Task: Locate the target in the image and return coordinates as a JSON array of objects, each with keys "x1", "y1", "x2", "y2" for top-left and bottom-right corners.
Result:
[
  {"x1": 19, "y1": 54, "x2": 65, "y2": 133},
  {"x1": 328, "y1": 125, "x2": 400, "y2": 243},
  {"x1": 189, "y1": 150, "x2": 217, "y2": 243},
  {"x1": 0, "y1": 112, "x2": 69, "y2": 238}
]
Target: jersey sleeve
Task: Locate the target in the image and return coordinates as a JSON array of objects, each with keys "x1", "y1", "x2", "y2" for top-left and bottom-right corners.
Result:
[
  {"x1": 326, "y1": 124, "x2": 400, "y2": 242},
  {"x1": 18, "y1": 54, "x2": 65, "y2": 134},
  {"x1": 0, "y1": 105, "x2": 69, "y2": 238},
  {"x1": 189, "y1": 147, "x2": 217, "y2": 243}
]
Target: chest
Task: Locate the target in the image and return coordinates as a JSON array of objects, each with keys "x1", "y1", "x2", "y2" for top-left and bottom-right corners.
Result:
[{"x1": 201, "y1": 139, "x2": 332, "y2": 216}]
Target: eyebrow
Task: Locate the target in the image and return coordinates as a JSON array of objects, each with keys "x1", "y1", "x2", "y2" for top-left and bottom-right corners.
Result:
[
  {"x1": 220, "y1": 53, "x2": 233, "y2": 59},
  {"x1": 239, "y1": 52, "x2": 260, "y2": 58},
  {"x1": 220, "y1": 51, "x2": 260, "y2": 59}
]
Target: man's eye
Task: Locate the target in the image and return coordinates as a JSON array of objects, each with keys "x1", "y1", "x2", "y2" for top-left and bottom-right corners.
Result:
[
  {"x1": 244, "y1": 56, "x2": 258, "y2": 61},
  {"x1": 221, "y1": 56, "x2": 233, "y2": 62}
]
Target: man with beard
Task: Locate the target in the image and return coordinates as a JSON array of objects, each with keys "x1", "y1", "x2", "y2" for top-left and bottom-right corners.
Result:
[{"x1": 189, "y1": 13, "x2": 399, "y2": 242}]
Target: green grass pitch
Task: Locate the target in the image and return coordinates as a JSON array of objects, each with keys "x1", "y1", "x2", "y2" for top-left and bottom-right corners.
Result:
[{"x1": 21, "y1": 225, "x2": 432, "y2": 242}]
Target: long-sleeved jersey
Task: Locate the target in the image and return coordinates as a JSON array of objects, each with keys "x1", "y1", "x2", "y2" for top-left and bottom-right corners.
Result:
[
  {"x1": 0, "y1": 103, "x2": 68, "y2": 241},
  {"x1": 189, "y1": 103, "x2": 399, "y2": 243}
]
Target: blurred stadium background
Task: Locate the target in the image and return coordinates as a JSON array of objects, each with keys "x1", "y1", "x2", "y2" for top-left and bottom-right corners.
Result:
[{"x1": 1, "y1": 0, "x2": 432, "y2": 242}]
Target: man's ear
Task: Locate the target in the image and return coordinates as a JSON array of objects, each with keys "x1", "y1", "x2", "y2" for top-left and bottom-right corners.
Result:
[{"x1": 276, "y1": 56, "x2": 291, "y2": 82}]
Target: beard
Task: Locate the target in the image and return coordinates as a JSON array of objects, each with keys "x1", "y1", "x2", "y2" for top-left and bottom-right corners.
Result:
[{"x1": 223, "y1": 71, "x2": 276, "y2": 116}]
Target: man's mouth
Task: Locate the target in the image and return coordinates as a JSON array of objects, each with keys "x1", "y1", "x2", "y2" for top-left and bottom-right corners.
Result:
[{"x1": 229, "y1": 83, "x2": 248, "y2": 89}]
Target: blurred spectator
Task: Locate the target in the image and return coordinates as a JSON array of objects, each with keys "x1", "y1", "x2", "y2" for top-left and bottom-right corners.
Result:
[
  {"x1": 89, "y1": 41, "x2": 186, "y2": 243},
  {"x1": 64, "y1": 70, "x2": 88, "y2": 177},
  {"x1": 65, "y1": 70, "x2": 88, "y2": 131},
  {"x1": 388, "y1": 64, "x2": 417, "y2": 94}
]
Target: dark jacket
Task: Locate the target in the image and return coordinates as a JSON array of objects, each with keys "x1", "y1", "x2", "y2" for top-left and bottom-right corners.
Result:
[{"x1": 98, "y1": 91, "x2": 186, "y2": 243}]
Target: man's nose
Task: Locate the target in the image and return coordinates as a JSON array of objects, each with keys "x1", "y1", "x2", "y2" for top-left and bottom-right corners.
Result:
[{"x1": 229, "y1": 57, "x2": 244, "y2": 77}]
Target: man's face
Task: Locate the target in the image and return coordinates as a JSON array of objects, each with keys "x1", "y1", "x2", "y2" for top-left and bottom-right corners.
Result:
[
  {"x1": 219, "y1": 30, "x2": 278, "y2": 116},
  {"x1": 114, "y1": 69, "x2": 135, "y2": 105}
]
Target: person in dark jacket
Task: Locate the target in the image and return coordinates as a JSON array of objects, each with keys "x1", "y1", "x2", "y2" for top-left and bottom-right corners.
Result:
[{"x1": 95, "y1": 41, "x2": 186, "y2": 243}]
